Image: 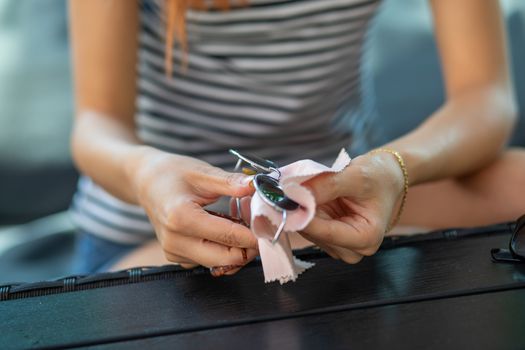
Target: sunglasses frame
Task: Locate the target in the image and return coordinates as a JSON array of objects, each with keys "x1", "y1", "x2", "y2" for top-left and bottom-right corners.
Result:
[
  {"x1": 229, "y1": 149, "x2": 280, "y2": 176},
  {"x1": 229, "y1": 149, "x2": 299, "y2": 244},
  {"x1": 491, "y1": 214, "x2": 525, "y2": 263}
]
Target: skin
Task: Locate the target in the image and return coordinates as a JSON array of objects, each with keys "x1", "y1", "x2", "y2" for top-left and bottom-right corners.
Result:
[{"x1": 69, "y1": 0, "x2": 523, "y2": 271}]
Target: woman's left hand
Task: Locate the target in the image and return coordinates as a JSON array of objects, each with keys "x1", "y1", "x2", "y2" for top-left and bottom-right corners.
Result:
[{"x1": 300, "y1": 152, "x2": 405, "y2": 263}]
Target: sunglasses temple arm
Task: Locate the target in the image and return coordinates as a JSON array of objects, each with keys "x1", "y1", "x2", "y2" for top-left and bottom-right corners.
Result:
[
  {"x1": 234, "y1": 158, "x2": 243, "y2": 219},
  {"x1": 272, "y1": 210, "x2": 287, "y2": 244}
]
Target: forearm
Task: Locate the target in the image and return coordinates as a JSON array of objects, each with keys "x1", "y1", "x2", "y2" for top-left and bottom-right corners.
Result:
[
  {"x1": 388, "y1": 0, "x2": 519, "y2": 187},
  {"x1": 71, "y1": 110, "x2": 154, "y2": 204},
  {"x1": 386, "y1": 85, "x2": 517, "y2": 186},
  {"x1": 70, "y1": 0, "x2": 145, "y2": 203}
]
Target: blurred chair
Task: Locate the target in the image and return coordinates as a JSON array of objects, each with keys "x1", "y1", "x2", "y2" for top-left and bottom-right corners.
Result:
[
  {"x1": 364, "y1": 0, "x2": 525, "y2": 147},
  {"x1": 0, "y1": 0, "x2": 77, "y2": 283},
  {"x1": 0, "y1": 0, "x2": 77, "y2": 225}
]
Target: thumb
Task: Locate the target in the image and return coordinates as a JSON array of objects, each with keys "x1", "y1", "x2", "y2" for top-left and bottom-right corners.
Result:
[
  {"x1": 303, "y1": 171, "x2": 345, "y2": 205},
  {"x1": 188, "y1": 166, "x2": 255, "y2": 198}
]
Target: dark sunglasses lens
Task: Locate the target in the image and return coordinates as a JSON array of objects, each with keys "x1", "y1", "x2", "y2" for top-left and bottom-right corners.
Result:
[
  {"x1": 258, "y1": 177, "x2": 284, "y2": 201},
  {"x1": 245, "y1": 153, "x2": 276, "y2": 169},
  {"x1": 276, "y1": 197, "x2": 300, "y2": 211},
  {"x1": 511, "y1": 221, "x2": 525, "y2": 258},
  {"x1": 229, "y1": 149, "x2": 277, "y2": 173},
  {"x1": 256, "y1": 176, "x2": 299, "y2": 210}
]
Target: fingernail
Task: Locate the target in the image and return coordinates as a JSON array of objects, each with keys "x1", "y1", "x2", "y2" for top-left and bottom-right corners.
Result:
[
  {"x1": 210, "y1": 265, "x2": 242, "y2": 277},
  {"x1": 242, "y1": 167, "x2": 257, "y2": 175}
]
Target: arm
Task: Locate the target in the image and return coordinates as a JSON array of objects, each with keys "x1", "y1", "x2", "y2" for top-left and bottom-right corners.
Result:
[
  {"x1": 387, "y1": 0, "x2": 517, "y2": 185},
  {"x1": 70, "y1": 0, "x2": 140, "y2": 202},
  {"x1": 302, "y1": 0, "x2": 517, "y2": 261},
  {"x1": 69, "y1": 0, "x2": 257, "y2": 269}
]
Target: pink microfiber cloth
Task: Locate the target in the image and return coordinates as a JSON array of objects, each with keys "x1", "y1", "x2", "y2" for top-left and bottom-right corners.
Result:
[{"x1": 249, "y1": 149, "x2": 351, "y2": 284}]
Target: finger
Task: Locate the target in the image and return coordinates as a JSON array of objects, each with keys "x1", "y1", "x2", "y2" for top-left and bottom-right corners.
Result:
[
  {"x1": 171, "y1": 235, "x2": 258, "y2": 268},
  {"x1": 333, "y1": 248, "x2": 363, "y2": 264},
  {"x1": 180, "y1": 263, "x2": 199, "y2": 269},
  {"x1": 228, "y1": 196, "x2": 251, "y2": 223},
  {"x1": 300, "y1": 231, "x2": 364, "y2": 264},
  {"x1": 210, "y1": 265, "x2": 241, "y2": 277},
  {"x1": 210, "y1": 247, "x2": 257, "y2": 276},
  {"x1": 172, "y1": 203, "x2": 258, "y2": 248},
  {"x1": 304, "y1": 215, "x2": 379, "y2": 251},
  {"x1": 223, "y1": 266, "x2": 244, "y2": 275},
  {"x1": 163, "y1": 254, "x2": 200, "y2": 269},
  {"x1": 187, "y1": 166, "x2": 255, "y2": 199},
  {"x1": 229, "y1": 197, "x2": 238, "y2": 217},
  {"x1": 162, "y1": 251, "x2": 198, "y2": 265},
  {"x1": 239, "y1": 196, "x2": 252, "y2": 224},
  {"x1": 298, "y1": 231, "x2": 340, "y2": 259},
  {"x1": 303, "y1": 172, "x2": 345, "y2": 205}
]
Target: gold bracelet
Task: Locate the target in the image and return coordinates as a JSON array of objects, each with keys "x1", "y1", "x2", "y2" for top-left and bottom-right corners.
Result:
[{"x1": 369, "y1": 148, "x2": 409, "y2": 233}]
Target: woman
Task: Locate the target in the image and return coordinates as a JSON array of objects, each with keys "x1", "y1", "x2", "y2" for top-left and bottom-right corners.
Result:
[{"x1": 69, "y1": 0, "x2": 523, "y2": 274}]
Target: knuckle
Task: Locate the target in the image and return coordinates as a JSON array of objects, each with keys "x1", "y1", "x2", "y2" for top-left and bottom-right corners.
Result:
[
  {"x1": 354, "y1": 165, "x2": 374, "y2": 194},
  {"x1": 166, "y1": 208, "x2": 188, "y2": 232},
  {"x1": 225, "y1": 173, "x2": 248, "y2": 196},
  {"x1": 220, "y1": 222, "x2": 241, "y2": 247},
  {"x1": 208, "y1": 166, "x2": 233, "y2": 185},
  {"x1": 165, "y1": 216, "x2": 177, "y2": 232},
  {"x1": 224, "y1": 172, "x2": 239, "y2": 187}
]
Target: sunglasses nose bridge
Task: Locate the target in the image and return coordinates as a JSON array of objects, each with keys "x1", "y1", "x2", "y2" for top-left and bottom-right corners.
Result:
[{"x1": 230, "y1": 150, "x2": 300, "y2": 243}]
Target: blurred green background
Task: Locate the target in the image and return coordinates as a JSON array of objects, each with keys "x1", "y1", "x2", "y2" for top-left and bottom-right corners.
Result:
[{"x1": 0, "y1": 0, "x2": 523, "y2": 283}]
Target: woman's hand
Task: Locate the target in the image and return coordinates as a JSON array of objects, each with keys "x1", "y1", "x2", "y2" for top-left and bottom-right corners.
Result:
[
  {"x1": 127, "y1": 147, "x2": 258, "y2": 272},
  {"x1": 301, "y1": 152, "x2": 405, "y2": 263}
]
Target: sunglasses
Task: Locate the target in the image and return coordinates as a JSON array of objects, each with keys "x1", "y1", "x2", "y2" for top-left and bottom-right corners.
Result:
[
  {"x1": 229, "y1": 149, "x2": 300, "y2": 243},
  {"x1": 491, "y1": 214, "x2": 525, "y2": 263}
]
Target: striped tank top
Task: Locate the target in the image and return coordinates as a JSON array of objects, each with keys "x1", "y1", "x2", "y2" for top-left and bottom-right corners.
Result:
[{"x1": 72, "y1": 0, "x2": 381, "y2": 244}]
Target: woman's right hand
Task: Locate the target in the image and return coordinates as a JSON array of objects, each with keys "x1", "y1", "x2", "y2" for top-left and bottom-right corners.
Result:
[{"x1": 127, "y1": 146, "x2": 258, "y2": 272}]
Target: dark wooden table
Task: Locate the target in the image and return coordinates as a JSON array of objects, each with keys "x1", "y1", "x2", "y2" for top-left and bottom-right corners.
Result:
[{"x1": 1, "y1": 225, "x2": 525, "y2": 349}]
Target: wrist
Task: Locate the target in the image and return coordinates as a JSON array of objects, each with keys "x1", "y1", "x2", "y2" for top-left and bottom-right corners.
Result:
[
  {"x1": 124, "y1": 145, "x2": 163, "y2": 204},
  {"x1": 366, "y1": 148, "x2": 409, "y2": 232},
  {"x1": 383, "y1": 142, "x2": 432, "y2": 187},
  {"x1": 364, "y1": 151, "x2": 405, "y2": 197}
]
